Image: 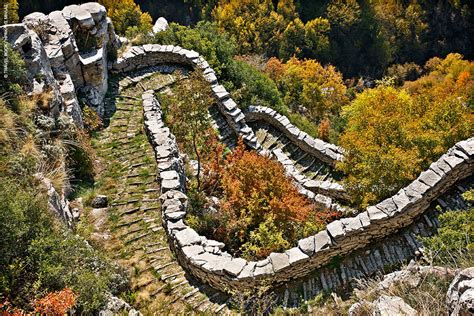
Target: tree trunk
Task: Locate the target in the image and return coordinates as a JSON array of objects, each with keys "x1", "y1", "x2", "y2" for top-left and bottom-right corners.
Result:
[{"x1": 192, "y1": 134, "x2": 201, "y2": 191}]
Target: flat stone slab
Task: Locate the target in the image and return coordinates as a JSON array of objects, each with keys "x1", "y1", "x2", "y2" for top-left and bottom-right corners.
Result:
[
  {"x1": 174, "y1": 228, "x2": 201, "y2": 247},
  {"x1": 224, "y1": 258, "x2": 247, "y2": 276},
  {"x1": 269, "y1": 252, "x2": 290, "y2": 272},
  {"x1": 285, "y1": 247, "x2": 309, "y2": 265},
  {"x1": 298, "y1": 236, "x2": 315, "y2": 255},
  {"x1": 314, "y1": 230, "x2": 332, "y2": 251}
]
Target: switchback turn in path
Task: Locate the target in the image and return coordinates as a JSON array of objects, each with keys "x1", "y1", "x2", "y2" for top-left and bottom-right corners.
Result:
[{"x1": 87, "y1": 69, "x2": 232, "y2": 315}]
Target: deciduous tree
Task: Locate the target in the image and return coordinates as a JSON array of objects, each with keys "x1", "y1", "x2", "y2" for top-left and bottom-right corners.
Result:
[
  {"x1": 164, "y1": 71, "x2": 214, "y2": 190},
  {"x1": 99, "y1": 0, "x2": 152, "y2": 35},
  {"x1": 338, "y1": 54, "x2": 473, "y2": 207}
]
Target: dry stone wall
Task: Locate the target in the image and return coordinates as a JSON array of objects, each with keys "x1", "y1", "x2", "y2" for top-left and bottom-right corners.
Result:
[
  {"x1": 112, "y1": 44, "x2": 260, "y2": 150},
  {"x1": 111, "y1": 45, "x2": 351, "y2": 202},
  {"x1": 245, "y1": 105, "x2": 344, "y2": 165},
  {"x1": 142, "y1": 88, "x2": 474, "y2": 293}
]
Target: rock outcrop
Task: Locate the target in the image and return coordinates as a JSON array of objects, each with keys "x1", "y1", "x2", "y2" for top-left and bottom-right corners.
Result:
[
  {"x1": 1, "y1": 2, "x2": 119, "y2": 126},
  {"x1": 447, "y1": 267, "x2": 474, "y2": 316},
  {"x1": 99, "y1": 294, "x2": 142, "y2": 316},
  {"x1": 35, "y1": 173, "x2": 78, "y2": 227},
  {"x1": 153, "y1": 17, "x2": 169, "y2": 33},
  {"x1": 372, "y1": 295, "x2": 416, "y2": 316}
]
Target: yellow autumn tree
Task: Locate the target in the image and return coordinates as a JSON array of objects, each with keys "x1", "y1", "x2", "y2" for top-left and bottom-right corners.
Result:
[
  {"x1": 212, "y1": 0, "x2": 294, "y2": 54},
  {"x1": 265, "y1": 57, "x2": 348, "y2": 121},
  {"x1": 338, "y1": 53, "x2": 473, "y2": 207},
  {"x1": 99, "y1": 0, "x2": 152, "y2": 35},
  {"x1": 0, "y1": 0, "x2": 19, "y2": 24}
]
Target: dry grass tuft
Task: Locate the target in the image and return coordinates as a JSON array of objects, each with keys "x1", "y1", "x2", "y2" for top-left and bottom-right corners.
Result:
[{"x1": 34, "y1": 91, "x2": 54, "y2": 112}]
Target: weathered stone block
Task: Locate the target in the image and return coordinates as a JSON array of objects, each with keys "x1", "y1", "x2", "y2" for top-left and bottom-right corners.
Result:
[
  {"x1": 314, "y1": 230, "x2": 332, "y2": 251},
  {"x1": 182, "y1": 245, "x2": 205, "y2": 258},
  {"x1": 341, "y1": 217, "x2": 363, "y2": 234},
  {"x1": 224, "y1": 258, "x2": 247, "y2": 276},
  {"x1": 327, "y1": 220, "x2": 345, "y2": 239},
  {"x1": 418, "y1": 169, "x2": 442, "y2": 188},
  {"x1": 285, "y1": 247, "x2": 309, "y2": 265},
  {"x1": 174, "y1": 228, "x2": 201, "y2": 247},
  {"x1": 367, "y1": 206, "x2": 388, "y2": 222},
  {"x1": 237, "y1": 262, "x2": 256, "y2": 279},
  {"x1": 298, "y1": 236, "x2": 316, "y2": 255},
  {"x1": 269, "y1": 253, "x2": 290, "y2": 272}
]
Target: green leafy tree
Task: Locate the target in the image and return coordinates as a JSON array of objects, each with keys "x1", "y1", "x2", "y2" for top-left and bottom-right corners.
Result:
[
  {"x1": 212, "y1": 0, "x2": 295, "y2": 54},
  {"x1": 279, "y1": 18, "x2": 306, "y2": 60},
  {"x1": 164, "y1": 71, "x2": 214, "y2": 190},
  {"x1": 154, "y1": 21, "x2": 236, "y2": 77},
  {"x1": 304, "y1": 17, "x2": 331, "y2": 61},
  {"x1": 325, "y1": 0, "x2": 389, "y2": 77},
  {"x1": 266, "y1": 57, "x2": 348, "y2": 121},
  {"x1": 224, "y1": 59, "x2": 286, "y2": 112}
]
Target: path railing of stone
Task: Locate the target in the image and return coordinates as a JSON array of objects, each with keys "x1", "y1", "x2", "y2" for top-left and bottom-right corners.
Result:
[
  {"x1": 245, "y1": 105, "x2": 344, "y2": 165},
  {"x1": 112, "y1": 45, "x2": 260, "y2": 151},
  {"x1": 245, "y1": 105, "x2": 349, "y2": 201},
  {"x1": 112, "y1": 45, "x2": 350, "y2": 204},
  {"x1": 116, "y1": 44, "x2": 473, "y2": 294}
]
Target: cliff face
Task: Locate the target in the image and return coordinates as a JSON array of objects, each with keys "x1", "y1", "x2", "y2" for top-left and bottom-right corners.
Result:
[{"x1": 0, "y1": 2, "x2": 120, "y2": 126}]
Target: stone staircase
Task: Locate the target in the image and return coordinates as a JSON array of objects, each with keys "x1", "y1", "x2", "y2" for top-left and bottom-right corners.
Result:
[
  {"x1": 250, "y1": 121, "x2": 343, "y2": 184},
  {"x1": 209, "y1": 104, "x2": 238, "y2": 149},
  {"x1": 92, "y1": 71, "x2": 233, "y2": 314}
]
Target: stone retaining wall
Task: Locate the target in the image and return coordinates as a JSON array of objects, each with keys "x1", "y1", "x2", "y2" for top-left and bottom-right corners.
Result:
[
  {"x1": 245, "y1": 105, "x2": 349, "y2": 200},
  {"x1": 142, "y1": 90, "x2": 474, "y2": 293},
  {"x1": 245, "y1": 105, "x2": 344, "y2": 166},
  {"x1": 111, "y1": 46, "x2": 351, "y2": 201},
  {"x1": 269, "y1": 144, "x2": 349, "y2": 201}
]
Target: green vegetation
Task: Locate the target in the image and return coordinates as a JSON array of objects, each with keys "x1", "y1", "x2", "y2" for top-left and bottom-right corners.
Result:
[
  {"x1": 421, "y1": 190, "x2": 474, "y2": 268},
  {"x1": 0, "y1": 40, "x2": 27, "y2": 109},
  {"x1": 162, "y1": 71, "x2": 214, "y2": 190},
  {"x1": 152, "y1": 21, "x2": 328, "y2": 139},
  {"x1": 161, "y1": 75, "x2": 341, "y2": 260},
  {"x1": 99, "y1": 0, "x2": 152, "y2": 36},
  {"x1": 0, "y1": 46, "x2": 126, "y2": 313}
]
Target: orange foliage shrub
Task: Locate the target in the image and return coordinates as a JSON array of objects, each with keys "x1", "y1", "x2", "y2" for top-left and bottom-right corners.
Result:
[
  {"x1": 318, "y1": 118, "x2": 330, "y2": 141},
  {"x1": 33, "y1": 288, "x2": 76, "y2": 316},
  {"x1": 193, "y1": 138, "x2": 341, "y2": 259},
  {"x1": 0, "y1": 300, "x2": 25, "y2": 316}
]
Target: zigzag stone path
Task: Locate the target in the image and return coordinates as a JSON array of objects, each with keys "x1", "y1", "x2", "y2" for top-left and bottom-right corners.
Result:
[
  {"x1": 92, "y1": 70, "x2": 232, "y2": 314},
  {"x1": 109, "y1": 44, "x2": 473, "y2": 310}
]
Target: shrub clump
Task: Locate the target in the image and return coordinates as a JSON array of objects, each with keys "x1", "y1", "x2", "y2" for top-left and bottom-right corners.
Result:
[{"x1": 188, "y1": 139, "x2": 341, "y2": 260}]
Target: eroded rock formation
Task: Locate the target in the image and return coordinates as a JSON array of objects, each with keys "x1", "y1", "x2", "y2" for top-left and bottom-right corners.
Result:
[{"x1": 0, "y1": 2, "x2": 120, "y2": 126}]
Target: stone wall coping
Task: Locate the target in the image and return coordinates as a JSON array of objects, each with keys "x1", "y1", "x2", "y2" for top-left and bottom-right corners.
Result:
[
  {"x1": 112, "y1": 44, "x2": 260, "y2": 150},
  {"x1": 245, "y1": 105, "x2": 344, "y2": 165}
]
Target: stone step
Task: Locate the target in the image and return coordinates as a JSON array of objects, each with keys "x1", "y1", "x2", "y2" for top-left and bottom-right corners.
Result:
[
  {"x1": 154, "y1": 262, "x2": 174, "y2": 271},
  {"x1": 111, "y1": 199, "x2": 140, "y2": 206},
  {"x1": 146, "y1": 247, "x2": 168, "y2": 254},
  {"x1": 124, "y1": 232, "x2": 151, "y2": 244},
  {"x1": 161, "y1": 271, "x2": 185, "y2": 281}
]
